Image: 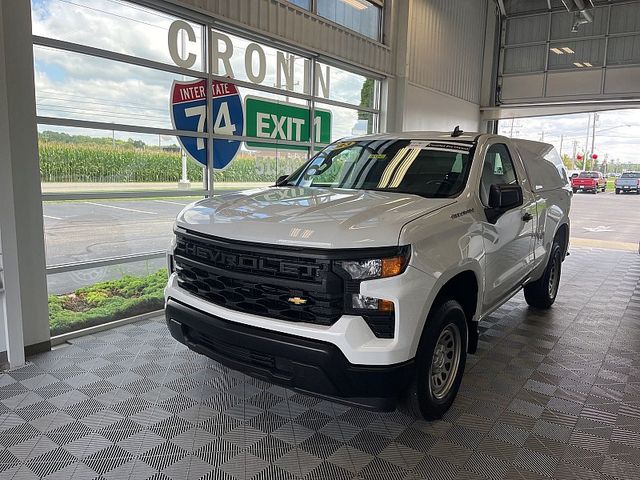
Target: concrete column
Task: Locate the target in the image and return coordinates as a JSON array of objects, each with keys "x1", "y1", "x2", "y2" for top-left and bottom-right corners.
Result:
[
  {"x1": 0, "y1": 0, "x2": 50, "y2": 367},
  {"x1": 383, "y1": 0, "x2": 411, "y2": 132},
  {"x1": 480, "y1": 1, "x2": 500, "y2": 133}
]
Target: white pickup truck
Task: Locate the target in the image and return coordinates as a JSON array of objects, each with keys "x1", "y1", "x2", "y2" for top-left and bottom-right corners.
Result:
[{"x1": 165, "y1": 130, "x2": 572, "y2": 419}]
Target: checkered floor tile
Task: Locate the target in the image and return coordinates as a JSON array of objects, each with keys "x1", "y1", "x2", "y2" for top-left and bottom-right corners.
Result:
[{"x1": 1, "y1": 247, "x2": 639, "y2": 479}]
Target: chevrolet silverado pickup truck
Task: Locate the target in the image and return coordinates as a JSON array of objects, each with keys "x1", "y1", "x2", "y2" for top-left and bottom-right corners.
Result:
[
  {"x1": 571, "y1": 171, "x2": 606, "y2": 193},
  {"x1": 615, "y1": 172, "x2": 640, "y2": 194},
  {"x1": 165, "y1": 130, "x2": 572, "y2": 419}
]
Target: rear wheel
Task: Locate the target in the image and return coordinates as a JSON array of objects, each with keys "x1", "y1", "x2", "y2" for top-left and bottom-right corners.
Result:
[
  {"x1": 400, "y1": 300, "x2": 467, "y2": 420},
  {"x1": 616, "y1": 189, "x2": 620, "y2": 194},
  {"x1": 524, "y1": 242, "x2": 562, "y2": 309},
  {"x1": 592, "y1": 188, "x2": 598, "y2": 194},
  {"x1": 572, "y1": 188, "x2": 577, "y2": 193}
]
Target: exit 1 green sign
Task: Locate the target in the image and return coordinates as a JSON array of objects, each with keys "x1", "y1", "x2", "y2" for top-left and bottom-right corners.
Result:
[{"x1": 244, "y1": 96, "x2": 331, "y2": 150}]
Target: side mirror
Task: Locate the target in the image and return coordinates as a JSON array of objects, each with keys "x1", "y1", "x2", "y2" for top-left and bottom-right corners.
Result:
[
  {"x1": 275, "y1": 175, "x2": 289, "y2": 186},
  {"x1": 488, "y1": 184, "x2": 523, "y2": 210}
]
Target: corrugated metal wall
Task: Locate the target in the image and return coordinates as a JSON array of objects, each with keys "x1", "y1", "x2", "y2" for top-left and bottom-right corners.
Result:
[
  {"x1": 407, "y1": 0, "x2": 488, "y2": 104},
  {"x1": 172, "y1": 0, "x2": 393, "y2": 74},
  {"x1": 499, "y1": 0, "x2": 640, "y2": 104}
]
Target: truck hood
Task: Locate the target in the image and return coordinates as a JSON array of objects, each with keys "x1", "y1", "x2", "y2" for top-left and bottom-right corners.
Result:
[{"x1": 176, "y1": 186, "x2": 455, "y2": 249}]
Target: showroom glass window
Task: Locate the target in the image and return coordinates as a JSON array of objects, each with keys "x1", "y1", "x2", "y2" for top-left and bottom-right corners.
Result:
[
  {"x1": 287, "y1": 0, "x2": 382, "y2": 41},
  {"x1": 317, "y1": 0, "x2": 381, "y2": 40},
  {"x1": 30, "y1": 0, "x2": 381, "y2": 336}
]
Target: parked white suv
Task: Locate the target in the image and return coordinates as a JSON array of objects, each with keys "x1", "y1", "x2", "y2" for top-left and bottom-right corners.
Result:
[{"x1": 165, "y1": 130, "x2": 571, "y2": 419}]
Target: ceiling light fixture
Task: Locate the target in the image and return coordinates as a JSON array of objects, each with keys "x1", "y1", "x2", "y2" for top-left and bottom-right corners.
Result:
[
  {"x1": 562, "y1": 47, "x2": 575, "y2": 54},
  {"x1": 574, "y1": 62, "x2": 584, "y2": 67},
  {"x1": 550, "y1": 47, "x2": 564, "y2": 54},
  {"x1": 341, "y1": 0, "x2": 367, "y2": 10}
]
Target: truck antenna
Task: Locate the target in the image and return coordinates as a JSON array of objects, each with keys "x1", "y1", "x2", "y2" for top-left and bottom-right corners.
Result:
[{"x1": 451, "y1": 126, "x2": 464, "y2": 137}]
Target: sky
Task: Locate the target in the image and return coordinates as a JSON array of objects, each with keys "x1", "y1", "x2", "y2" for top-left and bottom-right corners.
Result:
[
  {"x1": 497, "y1": 110, "x2": 640, "y2": 166},
  {"x1": 31, "y1": 0, "x2": 371, "y2": 150}
]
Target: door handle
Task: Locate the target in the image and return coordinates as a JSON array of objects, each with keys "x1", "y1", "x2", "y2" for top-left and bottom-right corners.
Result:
[{"x1": 522, "y1": 212, "x2": 533, "y2": 222}]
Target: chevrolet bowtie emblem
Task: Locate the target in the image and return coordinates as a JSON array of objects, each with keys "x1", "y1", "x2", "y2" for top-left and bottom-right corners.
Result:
[{"x1": 288, "y1": 297, "x2": 307, "y2": 305}]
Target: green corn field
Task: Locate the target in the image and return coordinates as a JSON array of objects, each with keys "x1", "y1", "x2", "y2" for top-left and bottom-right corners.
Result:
[{"x1": 38, "y1": 140, "x2": 308, "y2": 183}]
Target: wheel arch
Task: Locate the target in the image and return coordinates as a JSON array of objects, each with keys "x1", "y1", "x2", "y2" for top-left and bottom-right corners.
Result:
[
  {"x1": 555, "y1": 222, "x2": 569, "y2": 259},
  {"x1": 421, "y1": 268, "x2": 481, "y2": 355}
]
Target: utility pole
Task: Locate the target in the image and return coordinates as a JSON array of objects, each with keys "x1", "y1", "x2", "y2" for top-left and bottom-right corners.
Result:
[
  {"x1": 558, "y1": 134, "x2": 564, "y2": 158},
  {"x1": 572, "y1": 140, "x2": 578, "y2": 169},
  {"x1": 583, "y1": 114, "x2": 591, "y2": 171},
  {"x1": 589, "y1": 112, "x2": 598, "y2": 170},
  {"x1": 509, "y1": 117, "x2": 515, "y2": 137}
]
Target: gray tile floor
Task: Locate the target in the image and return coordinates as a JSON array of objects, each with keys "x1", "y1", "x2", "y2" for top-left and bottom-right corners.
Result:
[{"x1": 1, "y1": 247, "x2": 639, "y2": 480}]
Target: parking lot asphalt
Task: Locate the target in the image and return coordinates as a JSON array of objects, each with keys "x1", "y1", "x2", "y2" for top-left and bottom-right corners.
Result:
[
  {"x1": 568, "y1": 190, "x2": 638, "y2": 250},
  {"x1": 43, "y1": 188, "x2": 638, "y2": 294}
]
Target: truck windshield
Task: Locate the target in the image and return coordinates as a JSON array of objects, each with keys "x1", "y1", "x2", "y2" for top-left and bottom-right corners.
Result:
[
  {"x1": 578, "y1": 172, "x2": 599, "y2": 178},
  {"x1": 621, "y1": 172, "x2": 640, "y2": 178},
  {"x1": 285, "y1": 139, "x2": 473, "y2": 198}
]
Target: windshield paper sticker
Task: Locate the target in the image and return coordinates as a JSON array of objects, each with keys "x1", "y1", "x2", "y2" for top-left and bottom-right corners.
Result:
[{"x1": 408, "y1": 141, "x2": 472, "y2": 153}]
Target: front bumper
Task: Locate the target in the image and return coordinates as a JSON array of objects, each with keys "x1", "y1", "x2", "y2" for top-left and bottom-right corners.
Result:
[
  {"x1": 165, "y1": 264, "x2": 433, "y2": 365},
  {"x1": 165, "y1": 298, "x2": 415, "y2": 411}
]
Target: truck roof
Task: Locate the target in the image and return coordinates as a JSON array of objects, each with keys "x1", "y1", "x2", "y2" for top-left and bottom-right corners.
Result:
[
  {"x1": 345, "y1": 131, "x2": 553, "y2": 150},
  {"x1": 346, "y1": 131, "x2": 481, "y2": 142}
]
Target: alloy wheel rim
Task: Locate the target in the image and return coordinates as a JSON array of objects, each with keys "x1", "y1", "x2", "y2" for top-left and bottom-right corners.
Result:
[
  {"x1": 548, "y1": 254, "x2": 560, "y2": 298},
  {"x1": 429, "y1": 323, "x2": 461, "y2": 400}
]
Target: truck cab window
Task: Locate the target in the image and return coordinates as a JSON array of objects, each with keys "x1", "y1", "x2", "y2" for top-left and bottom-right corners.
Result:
[
  {"x1": 292, "y1": 140, "x2": 473, "y2": 198},
  {"x1": 480, "y1": 143, "x2": 518, "y2": 206}
]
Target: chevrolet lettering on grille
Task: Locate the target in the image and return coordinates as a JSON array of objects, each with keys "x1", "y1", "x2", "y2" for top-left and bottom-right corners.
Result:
[{"x1": 182, "y1": 241, "x2": 320, "y2": 279}]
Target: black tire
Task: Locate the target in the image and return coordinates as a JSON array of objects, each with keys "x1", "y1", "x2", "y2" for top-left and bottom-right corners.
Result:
[
  {"x1": 524, "y1": 242, "x2": 562, "y2": 309},
  {"x1": 572, "y1": 188, "x2": 577, "y2": 193},
  {"x1": 400, "y1": 300, "x2": 467, "y2": 420},
  {"x1": 592, "y1": 188, "x2": 597, "y2": 194},
  {"x1": 616, "y1": 189, "x2": 620, "y2": 194}
]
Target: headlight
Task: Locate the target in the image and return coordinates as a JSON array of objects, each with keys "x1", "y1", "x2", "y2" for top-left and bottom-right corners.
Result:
[
  {"x1": 337, "y1": 254, "x2": 408, "y2": 280},
  {"x1": 352, "y1": 294, "x2": 394, "y2": 311}
]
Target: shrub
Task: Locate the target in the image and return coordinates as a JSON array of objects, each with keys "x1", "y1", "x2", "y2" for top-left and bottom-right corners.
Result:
[{"x1": 49, "y1": 269, "x2": 168, "y2": 336}]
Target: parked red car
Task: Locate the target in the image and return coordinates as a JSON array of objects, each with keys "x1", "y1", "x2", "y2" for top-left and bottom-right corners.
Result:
[{"x1": 571, "y1": 171, "x2": 606, "y2": 194}]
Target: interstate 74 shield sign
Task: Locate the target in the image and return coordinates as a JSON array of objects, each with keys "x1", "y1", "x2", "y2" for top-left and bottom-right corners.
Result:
[{"x1": 170, "y1": 79, "x2": 244, "y2": 169}]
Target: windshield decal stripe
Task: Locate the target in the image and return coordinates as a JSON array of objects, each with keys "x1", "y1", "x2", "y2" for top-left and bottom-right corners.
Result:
[
  {"x1": 377, "y1": 147, "x2": 409, "y2": 188},
  {"x1": 389, "y1": 148, "x2": 420, "y2": 188}
]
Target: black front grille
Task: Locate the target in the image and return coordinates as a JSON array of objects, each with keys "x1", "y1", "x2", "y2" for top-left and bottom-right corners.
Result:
[{"x1": 174, "y1": 231, "x2": 345, "y2": 326}]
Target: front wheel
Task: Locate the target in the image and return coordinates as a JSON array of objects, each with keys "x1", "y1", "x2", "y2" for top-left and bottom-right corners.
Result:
[
  {"x1": 616, "y1": 189, "x2": 620, "y2": 194},
  {"x1": 524, "y1": 242, "x2": 562, "y2": 309},
  {"x1": 572, "y1": 188, "x2": 577, "y2": 193},
  {"x1": 400, "y1": 300, "x2": 467, "y2": 420}
]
